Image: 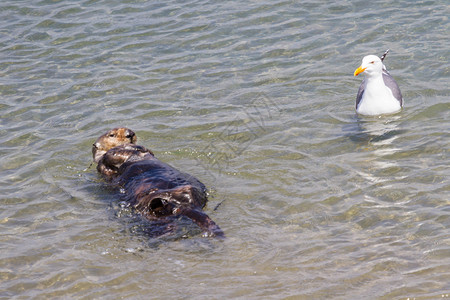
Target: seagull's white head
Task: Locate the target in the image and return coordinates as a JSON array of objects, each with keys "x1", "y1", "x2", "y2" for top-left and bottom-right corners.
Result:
[{"x1": 354, "y1": 55, "x2": 383, "y2": 77}]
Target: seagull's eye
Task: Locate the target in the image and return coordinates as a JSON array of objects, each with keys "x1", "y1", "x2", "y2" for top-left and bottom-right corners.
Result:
[
  {"x1": 109, "y1": 134, "x2": 115, "y2": 137},
  {"x1": 370, "y1": 61, "x2": 375, "y2": 64}
]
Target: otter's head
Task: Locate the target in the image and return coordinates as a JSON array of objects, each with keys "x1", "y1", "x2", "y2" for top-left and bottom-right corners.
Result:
[{"x1": 92, "y1": 127, "x2": 137, "y2": 163}]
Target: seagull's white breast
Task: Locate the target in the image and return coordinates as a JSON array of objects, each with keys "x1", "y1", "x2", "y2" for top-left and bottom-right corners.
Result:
[{"x1": 357, "y1": 76, "x2": 402, "y2": 116}]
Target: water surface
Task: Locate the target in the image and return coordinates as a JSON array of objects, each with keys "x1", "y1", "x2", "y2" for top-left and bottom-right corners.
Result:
[{"x1": 1, "y1": 0, "x2": 449, "y2": 299}]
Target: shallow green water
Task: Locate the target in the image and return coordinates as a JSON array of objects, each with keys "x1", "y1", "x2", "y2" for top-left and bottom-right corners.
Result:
[{"x1": 0, "y1": 0, "x2": 449, "y2": 299}]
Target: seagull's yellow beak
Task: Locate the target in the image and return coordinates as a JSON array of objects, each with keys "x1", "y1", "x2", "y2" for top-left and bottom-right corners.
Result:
[{"x1": 354, "y1": 66, "x2": 366, "y2": 76}]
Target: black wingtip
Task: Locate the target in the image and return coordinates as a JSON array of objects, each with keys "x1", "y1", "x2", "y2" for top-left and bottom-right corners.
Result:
[{"x1": 380, "y1": 49, "x2": 390, "y2": 62}]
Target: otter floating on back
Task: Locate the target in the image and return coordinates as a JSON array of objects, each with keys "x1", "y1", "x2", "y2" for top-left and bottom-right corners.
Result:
[{"x1": 92, "y1": 128, "x2": 224, "y2": 238}]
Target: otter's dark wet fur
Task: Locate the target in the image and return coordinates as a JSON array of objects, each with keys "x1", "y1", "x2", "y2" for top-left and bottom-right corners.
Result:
[{"x1": 92, "y1": 128, "x2": 224, "y2": 238}]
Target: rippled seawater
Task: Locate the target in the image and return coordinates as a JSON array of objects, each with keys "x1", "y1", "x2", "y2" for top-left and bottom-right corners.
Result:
[{"x1": 1, "y1": 0, "x2": 449, "y2": 298}]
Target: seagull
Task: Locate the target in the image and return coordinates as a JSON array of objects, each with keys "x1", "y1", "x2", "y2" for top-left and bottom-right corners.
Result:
[{"x1": 353, "y1": 50, "x2": 403, "y2": 116}]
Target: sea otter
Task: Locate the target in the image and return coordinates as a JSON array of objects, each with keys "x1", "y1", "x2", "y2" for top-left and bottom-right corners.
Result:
[{"x1": 92, "y1": 128, "x2": 224, "y2": 238}]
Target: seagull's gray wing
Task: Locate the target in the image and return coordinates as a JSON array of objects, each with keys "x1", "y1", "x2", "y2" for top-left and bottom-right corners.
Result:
[
  {"x1": 356, "y1": 79, "x2": 365, "y2": 109},
  {"x1": 382, "y1": 70, "x2": 403, "y2": 106}
]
